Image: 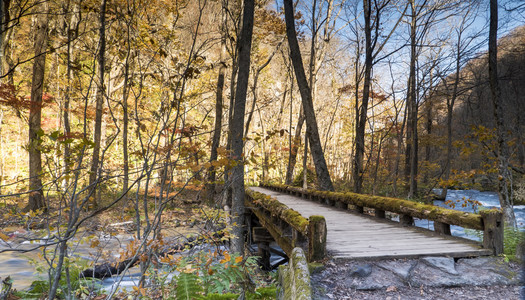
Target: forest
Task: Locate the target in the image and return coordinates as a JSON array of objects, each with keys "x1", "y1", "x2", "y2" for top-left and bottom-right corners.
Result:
[{"x1": 0, "y1": 0, "x2": 524, "y2": 298}]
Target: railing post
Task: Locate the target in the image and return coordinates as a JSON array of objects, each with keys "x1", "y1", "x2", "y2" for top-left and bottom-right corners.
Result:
[
  {"x1": 481, "y1": 209, "x2": 504, "y2": 255},
  {"x1": 434, "y1": 221, "x2": 451, "y2": 235},
  {"x1": 400, "y1": 214, "x2": 414, "y2": 226},
  {"x1": 308, "y1": 215, "x2": 326, "y2": 261},
  {"x1": 375, "y1": 209, "x2": 386, "y2": 219}
]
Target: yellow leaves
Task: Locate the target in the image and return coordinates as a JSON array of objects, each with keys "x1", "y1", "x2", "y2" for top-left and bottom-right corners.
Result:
[
  {"x1": 132, "y1": 285, "x2": 147, "y2": 297},
  {"x1": 0, "y1": 231, "x2": 9, "y2": 241},
  {"x1": 181, "y1": 264, "x2": 198, "y2": 274},
  {"x1": 234, "y1": 256, "x2": 243, "y2": 264},
  {"x1": 90, "y1": 239, "x2": 100, "y2": 248}
]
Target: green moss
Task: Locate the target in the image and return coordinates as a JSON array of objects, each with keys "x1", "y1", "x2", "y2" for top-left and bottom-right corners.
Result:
[
  {"x1": 308, "y1": 262, "x2": 324, "y2": 274},
  {"x1": 247, "y1": 287, "x2": 278, "y2": 299},
  {"x1": 265, "y1": 183, "x2": 485, "y2": 231},
  {"x1": 247, "y1": 187, "x2": 309, "y2": 235},
  {"x1": 308, "y1": 215, "x2": 325, "y2": 223}
]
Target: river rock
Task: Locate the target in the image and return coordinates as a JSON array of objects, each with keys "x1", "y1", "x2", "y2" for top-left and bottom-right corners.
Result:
[
  {"x1": 342, "y1": 265, "x2": 404, "y2": 290},
  {"x1": 409, "y1": 262, "x2": 465, "y2": 287},
  {"x1": 420, "y1": 257, "x2": 459, "y2": 275},
  {"x1": 350, "y1": 264, "x2": 372, "y2": 278},
  {"x1": 456, "y1": 257, "x2": 522, "y2": 285},
  {"x1": 377, "y1": 259, "x2": 417, "y2": 281}
]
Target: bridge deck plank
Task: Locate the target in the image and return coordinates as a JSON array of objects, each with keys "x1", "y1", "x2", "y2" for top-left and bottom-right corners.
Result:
[{"x1": 250, "y1": 187, "x2": 490, "y2": 259}]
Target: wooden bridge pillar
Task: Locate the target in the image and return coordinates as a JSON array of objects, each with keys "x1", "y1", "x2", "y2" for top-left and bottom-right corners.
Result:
[
  {"x1": 481, "y1": 209, "x2": 504, "y2": 255},
  {"x1": 253, "y1": 227, "x2": 273, "y2": 271},
  {"x1": 308, "y1": 215, "x2": 327, "y2": 261}
]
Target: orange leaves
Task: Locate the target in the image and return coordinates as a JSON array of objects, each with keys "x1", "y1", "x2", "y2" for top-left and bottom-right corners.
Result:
[
  {"x1": 234, "y1": 256, "x2": 243, "y2": 264},
  {"x1": 445, "y1": 197, "x2": 482, "y2": 212},
  {"x1": 219, "y1": 251, "x2": 231, "y2": 264}
]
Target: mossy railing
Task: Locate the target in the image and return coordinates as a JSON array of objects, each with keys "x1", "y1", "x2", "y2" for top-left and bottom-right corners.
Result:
[
  {"x1": 245, "y1": 188, "x2": 326, "y2": 261},
  {"x1": 277, "y1": 248, "x2": 312, "y2": 300},
  {"x1": 261, "y1": 183, "x2": 503, "y2": 255}
]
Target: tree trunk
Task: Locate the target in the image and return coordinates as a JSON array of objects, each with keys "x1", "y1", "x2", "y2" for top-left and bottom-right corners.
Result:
[
  {"x1": 207, "y1": 0, "x2": 227, "y2": 204},
  {"x1": 0, "y1": 0, "x2": 11, "y2": 77},
  {"x1": 285, "y1": 108, "x2": 305, "y2": 185},
  {"x1": 302, "y1": 131, "x2": 309, "y2": 189},
  {"x1": 424, "y1": 100, "x2": 432, "y2": 185},
  {"x1": 63, "y1": 1, "x2": 80, "y2": 191},
  {"x1": 122, "y1": 18, "x2": 131, "y2": 199},
  {"x1": 352, "y1": 0, "x2": 373, "y2": 194},
  {"x1": 230, "y1": 0, "x2": 254, "y2": 254},
  {"x1": 406, "y1": 0, "x2": 418, "y2": 198},
  {"x1": 25, "y1": 0, "x2": 49, "y2": 212},
  {"x1": 89, "y1": 0, "x2": 107, "y2": 209},
  {"x1": 283, "y1": 0, "x2": 333, "y2": 191},
  {"x1": 393, "y1": 102, "x2": 407, "y2": 196},
  {"x1": 488, "y1": 0, "x2": 515, "y2": 226}
]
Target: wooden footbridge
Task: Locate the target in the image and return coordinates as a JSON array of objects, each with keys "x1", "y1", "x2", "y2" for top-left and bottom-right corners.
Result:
[{"x1": 245, "y1": 184, "x2": 503, "y2": 262}]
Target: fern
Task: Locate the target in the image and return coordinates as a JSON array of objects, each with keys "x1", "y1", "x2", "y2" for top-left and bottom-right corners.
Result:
[{"x1": 176, "y1": 272, "x2": 203, "y2": 300}]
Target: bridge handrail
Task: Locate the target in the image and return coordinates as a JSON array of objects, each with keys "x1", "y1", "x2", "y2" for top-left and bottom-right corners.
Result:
[
  {"x1": 245, "y1": 188, "x2": 327, "y2": 261},
  {"x1": 246, "y1": 188, "x2": 309, "y2": 236},
  {"x1": 262, "y1": 183, "x2": 503, "y2": 255}
]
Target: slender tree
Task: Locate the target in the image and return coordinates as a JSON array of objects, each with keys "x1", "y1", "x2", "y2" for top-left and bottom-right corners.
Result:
[
  {"x1": 230, "y1": 0, "x2": 254, "y2": 253},
  {"x1": 489, "y1": 0, "x2": 516, "y2": 226},
  {"x1": 26, "y1": 0, "x2": 49, "y2": 212},
  {"x1": 207, "y1": 0, "x2": 228, "y2": 203},
  {"x1": 88, "y1": 0, "x2": 107, "y2": 208},
  {"x1": 350, "y1": 0, "x2": 405, "y2": 193},
  {"x1": 283, "y1": 0, "x2": 333, "y2": 191}
]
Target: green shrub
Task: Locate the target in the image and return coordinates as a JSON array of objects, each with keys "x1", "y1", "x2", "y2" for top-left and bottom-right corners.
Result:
[{"x1": 504, "y1": 226, "x2": 525, "y2": 260}]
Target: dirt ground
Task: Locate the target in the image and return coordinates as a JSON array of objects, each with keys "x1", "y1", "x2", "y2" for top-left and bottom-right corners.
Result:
[{"x1": 316, "y1": 284, "x2": 524, "y2": 299}]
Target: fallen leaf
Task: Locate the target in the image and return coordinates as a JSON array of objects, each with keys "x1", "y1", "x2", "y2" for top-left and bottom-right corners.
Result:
[{"x1": 386, "y1": 285, "x2": 398, "y2": 292}]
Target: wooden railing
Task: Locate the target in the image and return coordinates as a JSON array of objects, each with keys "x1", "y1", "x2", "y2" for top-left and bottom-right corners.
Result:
[
  {"x1": 261, "y1": 183, "x2": 504, "y2": 255},
  {"x1": 245, "y1": 188, "x2": 327, "y2": 261}
]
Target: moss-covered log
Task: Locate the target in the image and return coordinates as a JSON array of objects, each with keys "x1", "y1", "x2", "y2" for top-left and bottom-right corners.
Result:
[
  {"x1": 246, "y1": 188, "x2": 309, "y2": 235},
  {"x1": 278, "y1": 248, "x2": 312, "y2": 300},
  {"x1": 263, "y1": 183, "x2": 484, "y2": 231},
  {"x1": 246, "y1": 187, "x2": 327, "y2": 262}
]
